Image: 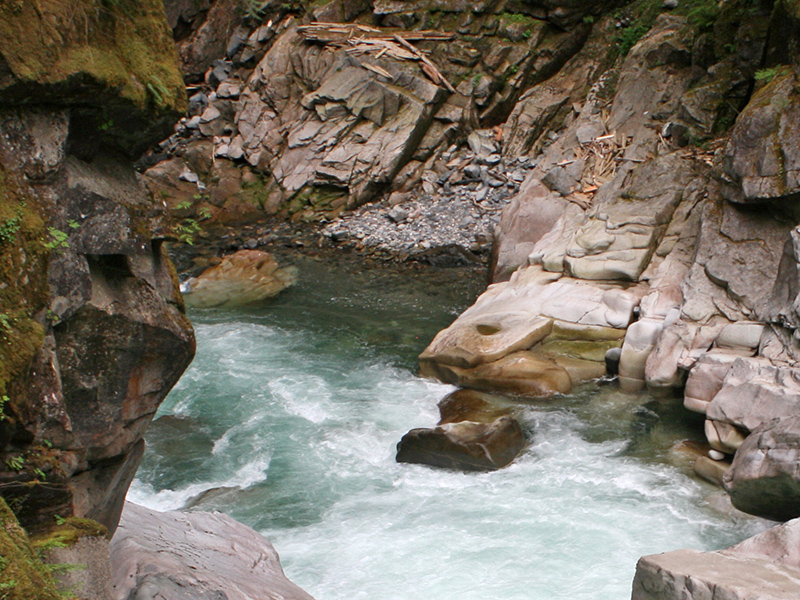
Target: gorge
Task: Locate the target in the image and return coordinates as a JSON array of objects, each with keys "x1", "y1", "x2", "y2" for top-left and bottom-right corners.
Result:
[{"x1": 2, "y1": 0, "x2": 800, "y2": 598}]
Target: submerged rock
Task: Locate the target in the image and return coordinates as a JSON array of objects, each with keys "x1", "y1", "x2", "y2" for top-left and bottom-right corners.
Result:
[
  {"x1": 183, "y1": 249, "x2": 297, "y2": 308},
  {"x1": 110, "y1": 502, "x2": 316, "y2": 600}
]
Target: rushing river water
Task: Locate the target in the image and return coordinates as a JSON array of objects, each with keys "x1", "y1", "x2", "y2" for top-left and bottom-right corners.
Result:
[{"x1": 130, "y1": 252, "x2": 766, "y2": 600}]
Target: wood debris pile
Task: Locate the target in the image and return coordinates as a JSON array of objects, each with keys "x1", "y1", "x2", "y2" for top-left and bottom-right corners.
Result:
[{"x1": 297, "y1": 22, "x2": 456, "y2": 92}]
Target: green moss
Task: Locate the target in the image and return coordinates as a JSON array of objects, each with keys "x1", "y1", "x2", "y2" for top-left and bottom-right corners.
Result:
[
  {"x1": 31, "y1": 518, "x2": 109, "y2": 552},
  {"x1": 0, "y1": 166, "x2": 49, "y2": 403},
  {"x1": 0, "y1": 0, "x2": 186, "y2": 154},
  {"x1": 288, "y1": 185, "x2": 346, "y2": 215},
  {"x1": 0, "y1": 498, "x2": 69, "y2": 600}
]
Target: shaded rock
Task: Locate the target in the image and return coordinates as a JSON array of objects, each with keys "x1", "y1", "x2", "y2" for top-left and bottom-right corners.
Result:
[
  {"x1": 396, "y1": 416, "x2": 525, "y2": 471},
  {"x1": 183, "y1": 250, "x2": 297, "y2": 308},
  {"x1": 0, "y1": 106, "x2": 195, "y2": 534},
  {"x1": 724, "y1": 416, "x2": 800, "y2": 522},
  {"x1": 0, "y1": 0, "x2": 186, "y2": 156},
  {"x1": 722, "y1": 67, "x2": 800, "y2": 203},
  {"x1": 110, "y1": 502, "x2": 316, "y2": 600}
]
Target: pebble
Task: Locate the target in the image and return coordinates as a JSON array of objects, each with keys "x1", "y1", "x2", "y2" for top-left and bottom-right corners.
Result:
[{"x1": 708, "y1": 449, "x2": 726, "y2": 461}]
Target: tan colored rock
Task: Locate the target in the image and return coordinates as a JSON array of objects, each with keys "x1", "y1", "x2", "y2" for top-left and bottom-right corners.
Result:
[
  {"x1": 683, "y1": 350, "x2": 742, "y2": 414},
  {"x1": 183, "y1": 250, "x2": 297, "y2": 308},
  {"x1": 693, "y1": 455, "x2": 731, "y2": 488},
  {"x1": 110, "y1": 502, "x2": 316, "y2": 600}
]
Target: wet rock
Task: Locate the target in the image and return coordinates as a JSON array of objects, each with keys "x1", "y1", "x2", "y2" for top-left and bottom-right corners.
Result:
[
  {"x1": 396, "y1": 416, "x2": 525, "y2": 471},
  {"x1": 110, "y1": 502, "x2": 316, "y2": 600},
  {"x1": 724, "y1": 416, "x2": 800, "y2": 522},
  {"x1": 183, "y1": 250, "x2": 297, "y2": 308}
]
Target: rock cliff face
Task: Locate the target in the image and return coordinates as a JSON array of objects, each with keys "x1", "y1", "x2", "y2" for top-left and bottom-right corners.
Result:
[{"x1": 0, "y1": 0, "x2": 194, "y2": 535}]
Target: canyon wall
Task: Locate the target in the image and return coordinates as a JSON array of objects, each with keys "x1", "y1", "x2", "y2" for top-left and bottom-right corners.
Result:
[{"x1": 0, "y1": 0, "x2": 195, "y2": 535}]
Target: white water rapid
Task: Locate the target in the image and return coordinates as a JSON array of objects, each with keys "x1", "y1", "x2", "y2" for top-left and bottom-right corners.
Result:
[{"x1": 130, "y1": 255, "x2": 766, "y2": 600}]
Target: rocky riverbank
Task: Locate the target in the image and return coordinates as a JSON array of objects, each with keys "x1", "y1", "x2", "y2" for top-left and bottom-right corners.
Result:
[{"x1": 4, "y1": 0, "x2": 800, "y2": 598}]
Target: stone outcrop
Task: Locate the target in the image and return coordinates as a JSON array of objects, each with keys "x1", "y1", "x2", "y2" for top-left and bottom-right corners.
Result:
[
  {"x1": 182, "y1": 249, "x2": 296, "y2": 308},
  {"x1": 0, "y1": 0, "x2": 194, "y2": 536},
  {"x1": 110, "y1": 502, "x2": 316, "y2": 600},
  {"x1": 632, "y1": 517, "x2": 800, "y2": 600}
]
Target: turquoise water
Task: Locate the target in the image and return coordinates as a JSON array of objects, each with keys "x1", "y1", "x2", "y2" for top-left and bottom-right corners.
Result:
[{"x1": 130, "y1": 253, "x2": 765, "y2": 600}]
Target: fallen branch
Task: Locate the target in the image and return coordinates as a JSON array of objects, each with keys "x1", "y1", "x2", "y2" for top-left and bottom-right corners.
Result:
[{"x1": 393, "y1": 34, "x2": 456, "y2": 93}]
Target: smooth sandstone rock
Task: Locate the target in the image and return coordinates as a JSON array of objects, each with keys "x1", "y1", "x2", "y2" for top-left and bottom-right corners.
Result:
[
  {"x1": 183, "y1": 250, "x2": 297, "y2": 308},
  {"x1": 110, "y1": 502, "x2": 316, "y2": 600}
]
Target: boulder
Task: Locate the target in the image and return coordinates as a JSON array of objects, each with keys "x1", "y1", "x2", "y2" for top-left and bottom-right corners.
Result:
[
  {"x1": 396, "y1": 416, "x2": 526, "y2": 471},
  {"x1": 110, "y1": 502, "x2": 316, "y2": 600},
  {"x1": 632, "y1": 517, "x2": 800, "y2": 600},
  {"x1": 437, "y1": 389, "x2": 514, "y2": 424},
  {"x1": 420, "y1": 266, "x2": 635, "y2": 395},
  {"x1": 183, "y1": 250, "x2": 297, "y2": 308},
  {"x1": 724, "y1": 416, "x2": 800, "y2": 522},
  {"x1": 707, "y1": 357, "x2": 800, "y2": 433}
]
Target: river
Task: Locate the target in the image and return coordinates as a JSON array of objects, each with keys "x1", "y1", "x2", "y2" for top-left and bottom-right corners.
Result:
[{"x1": 129, "y1": 251, "x2": 766, "y2": 600}]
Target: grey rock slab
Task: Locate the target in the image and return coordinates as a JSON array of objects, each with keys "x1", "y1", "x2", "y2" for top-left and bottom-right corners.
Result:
[
  {"x1": 110, "y1": 502, "x2": 316, "y2": 600},
  {"x1": 633, "y1": 518, "x2": 800, "y2": 599}
]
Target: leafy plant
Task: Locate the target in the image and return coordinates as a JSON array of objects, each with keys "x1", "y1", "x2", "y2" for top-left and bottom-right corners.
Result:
[
  {"x1": 755, "y1": 66, "x2": 782, "y2": 84},
  {"x1": 615, "y1": 23, "x2": 650, "y2": 56},
  {"x1": 583, "y1": 15, "x2": 595, "y2": 24},
  {"x1": 176, "y1": 200, "x2": 193, "y2": 210},
  {"x1": 43, "y1": 228, "x2": 69, "y2": 251},
  {"x1": 0, "y1": 215, "x2": 21, "y2": 245},
  {"x1": 687, "y1": 2, "x2": 720, "y2": 30},
  {"x1": 173, "y1": 219, "x2": 203, "y2": 245},
  {"x1": 0, "y1": 395, "x2": 8, "y2": 421},
  {"x1": 67, "y1": 219, "x2": 80, "y2": 229},
  {"x1": 5, "y1": 455, "x2": 24, "y2": 471}
]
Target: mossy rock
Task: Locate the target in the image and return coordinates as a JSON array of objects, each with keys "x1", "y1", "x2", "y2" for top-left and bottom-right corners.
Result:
[
  {"x1": 0, "y1": 0, "x2": 186, "y2": 155},
  {"x1": 0, "y1": 497, "x2": 70, "y2": 600},
  {"x1": 0, "y1": 164, "x2": 48, "y2": 410}
]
